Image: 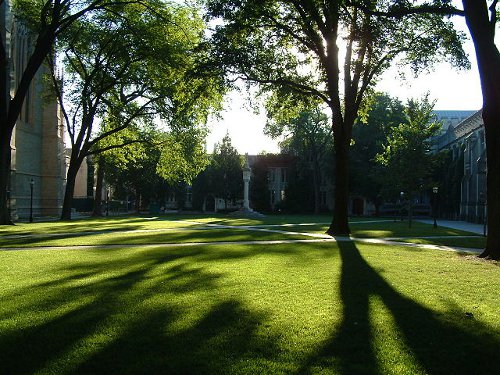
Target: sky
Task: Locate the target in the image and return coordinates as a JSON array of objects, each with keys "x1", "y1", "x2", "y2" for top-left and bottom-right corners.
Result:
[{"x1": 206, "y1": 16, "x2": 488, "y2": 155}]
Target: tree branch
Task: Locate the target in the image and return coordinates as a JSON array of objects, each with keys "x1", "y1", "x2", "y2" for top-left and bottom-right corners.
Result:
[{"x1": 347, "y1": 1, "x2": 464, "y2": 18}]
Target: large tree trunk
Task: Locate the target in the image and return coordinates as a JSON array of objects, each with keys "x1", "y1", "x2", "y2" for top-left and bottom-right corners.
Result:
[
  {"x1": 61, "y1": 157, "x2": 84, "y2": 220},
  {"x1": 92, "y1": 160, "x2": 105, "y2": 216},
  {"x1": 0, "y1": 126, "x2": 13, "y2": 224},
  {"x1": 483, "y1": 108, "x2": 500, "y2": 259},
  {"x1": 327, "y1": 127, "x2": 350, "y2": 236},
  {"x1": 463, "y1": 0, "x2": 500, "y2": 260}
]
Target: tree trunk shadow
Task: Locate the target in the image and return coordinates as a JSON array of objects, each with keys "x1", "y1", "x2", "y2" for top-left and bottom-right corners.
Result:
[{"x1": 298, "y1": 240, "x2": 500, "y2": 375}]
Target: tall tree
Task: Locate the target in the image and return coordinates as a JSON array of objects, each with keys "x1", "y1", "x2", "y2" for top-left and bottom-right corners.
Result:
[
  {"x1": 205, "y1": 0, "x2": 467, "y2": 235},
  {"x1": 462, "y1": 0, "x2": 500, "y2": 259},
  {"x1": 351, "y1": 0, "x2": 500, "y2": 259},
  {"x1": 0, "y1": 0, "x2": 142, "y2": 224},
  {"x1": 375, "y1": 95, "x2": 443, "y2": 227},
  {"x1": 50, "y1": 1, "x2": 221, "y2": 219}
]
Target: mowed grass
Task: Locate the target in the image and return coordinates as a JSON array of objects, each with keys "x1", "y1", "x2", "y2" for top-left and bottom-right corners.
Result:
[
  {"x1": 0, "y1": 215, "x2": 315, "y2": 248},
  {"x1": 0, "y1": 215, "x2": 498, "y2": 374}
]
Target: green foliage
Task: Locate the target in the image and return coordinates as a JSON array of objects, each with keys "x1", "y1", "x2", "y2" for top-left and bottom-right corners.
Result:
[
  {"x1": 156, "y1": 127, "x2": 209, "y2": 185},
  {"x1": 191, "y1": 133, "x2": 243, "y2": 210},
  {"x1": 211, "y1": 133, "x2": 244, "y2": 204},
  {"x1": 104, "y1": 135, "x2": 163, "y2": 204},
  {"x1": 375, "y1": 94, "x2": 443, "y2": 197},
  {"x1": 205, "y1": 0, "x2": 469, "y2": 115},
  {"x1": 350, "y1": 92, "x2": 406, "y2": 205},
  {"x1": 205, "y1": 0, "x2": 469, "y2": 232},
  {"x1": 57, "y1": 0, "x2": 219, "y2": 140},
  {"x1": 43, "y1": 0, "x2": 224, "y2": 217}
]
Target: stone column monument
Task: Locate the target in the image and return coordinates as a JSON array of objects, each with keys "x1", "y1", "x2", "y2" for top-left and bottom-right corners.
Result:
[{"x1": 242, "y1": 154, "x2": 251, "y2": 211}]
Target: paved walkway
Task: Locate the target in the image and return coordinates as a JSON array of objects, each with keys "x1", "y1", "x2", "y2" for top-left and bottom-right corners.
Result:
[{"x1": 417, "y1": 219, "x2": 487, "y2": 236}]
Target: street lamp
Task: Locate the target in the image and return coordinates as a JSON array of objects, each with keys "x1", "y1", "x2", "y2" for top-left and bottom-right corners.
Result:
[
  {"x1": 400, "y1": 191, "x2": 404, "y2": 221},
  {"x1": 432, "y1": 186, "x2": 438, "y2": 228},
  {"x1": 29, "y1": 178, "x2": 34, "y2": 223}
]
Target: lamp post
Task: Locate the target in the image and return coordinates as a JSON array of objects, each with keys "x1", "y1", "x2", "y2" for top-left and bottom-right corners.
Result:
[
  {"x1": 29, "y1": 178, "x2": 34, "y2": 223},
  {"x1": 432, "y1": 186, "x2": 438, "y2": 228},
  {"x1": 400, "y1": 191, "x2": 404, "y2": 221}
]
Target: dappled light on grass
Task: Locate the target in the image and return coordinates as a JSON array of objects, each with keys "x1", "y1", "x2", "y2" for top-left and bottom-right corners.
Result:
[
  {"x1": 350, "y1": 221, "x2": 474, "y2": 238},
  {"x1": 0, "y1": 228, "x2": 310, "y2": 248},
  {"x1": 403, "y1": 237, "x2": 486, "y2": 249}
]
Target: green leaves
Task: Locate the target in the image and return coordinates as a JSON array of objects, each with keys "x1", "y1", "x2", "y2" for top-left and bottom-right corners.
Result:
[
  {"x1": 375, "y1": 94, "x2": 443, "y2": 196},
  {"x1": 156, "y1": 127, "x2": 209, "y2": 185}
]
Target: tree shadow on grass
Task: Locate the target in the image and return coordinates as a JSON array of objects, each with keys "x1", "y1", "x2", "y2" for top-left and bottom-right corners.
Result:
[
  {"x1": 299, "y1": 240, "x2": 500, "y2": 375},
  {"x1": 0, "y1": 247, "x2": 280, "y2": 374},
  {"x1": 74, "y1": 299, "x2": 276, "y2": 374}
]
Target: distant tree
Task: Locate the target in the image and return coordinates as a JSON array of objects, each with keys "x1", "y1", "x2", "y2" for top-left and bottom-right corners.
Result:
[
  {"x1": 350, "y1": 93, "x2": 406, "y2": 215},
  {"x1": 248, "y1": 156, "x2": 272, "y2": 213},
  {"x1": 211, "y1": 133, "x2": 243, "y2": 210},
  {"x1": 192, "y1": 133, "x2": 242, "y2": 211},
  {"x1": 376, "y1": 95, "x2": 443, "y2": 227},
  {"x1": 266, "y1": 105, "x2": 332, "y2": 214},
  {"x1": 92, "y1": 123, "x2": 155, "y2": 216},
  {"x1": 104, "y1": 133, "x2": 162, "y2": 212},
  {"x1": 156, "y1": 126, "x2": 209, "y2": 187}
]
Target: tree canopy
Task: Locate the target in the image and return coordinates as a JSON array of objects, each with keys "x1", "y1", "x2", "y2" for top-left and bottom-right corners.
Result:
[
  {"x1": 205, "y1": 0, "x2": 468, "y2": 235},
  {"x1": 375, "y1": 95, "x2": 443, "y2": 215},
  {"x1": 0, "y1": 0, "x2": 156, "y2": 223},
  {"x1": 48, "y1": 0, "x2": 223, "y2": 219}
]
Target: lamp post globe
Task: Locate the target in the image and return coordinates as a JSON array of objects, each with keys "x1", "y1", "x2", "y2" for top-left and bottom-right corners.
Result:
[{"x1": 432, "y1": 186, "x2": 438, "y2": 228}]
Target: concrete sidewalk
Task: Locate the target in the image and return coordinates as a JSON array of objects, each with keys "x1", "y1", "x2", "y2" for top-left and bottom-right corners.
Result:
[{"x1": 417, "y1": 219, "x2": 487, "y2": 236}]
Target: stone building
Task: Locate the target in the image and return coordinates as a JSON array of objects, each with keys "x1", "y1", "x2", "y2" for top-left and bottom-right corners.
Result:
[
  {"x1": 435, "y1": 110, "x2": 487, "y2": 222},
  {"x1": 2, "y1": 2, "x2": 66, "y2": 220}
]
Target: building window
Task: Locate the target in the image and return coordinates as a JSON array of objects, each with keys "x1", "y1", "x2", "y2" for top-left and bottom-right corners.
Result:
[
  {"x1": 281, "y1": 168, "x2": 286, "y2": 183},
  {"x1": 186, "y1": 186, "x2": 192, "y2": 203}
]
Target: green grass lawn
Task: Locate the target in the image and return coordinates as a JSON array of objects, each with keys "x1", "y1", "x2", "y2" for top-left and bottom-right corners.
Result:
[{"x1": 0, "y1": 215, "x2": 498, "y2": 374}]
